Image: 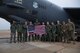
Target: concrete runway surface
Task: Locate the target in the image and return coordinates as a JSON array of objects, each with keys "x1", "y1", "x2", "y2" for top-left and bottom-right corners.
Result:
[
  {"x1": 0, "y1": 30, "x2": 80, "y2": 53},
  {"x1": 0, "y1": 39, "x2": 80, "y2": 53}
]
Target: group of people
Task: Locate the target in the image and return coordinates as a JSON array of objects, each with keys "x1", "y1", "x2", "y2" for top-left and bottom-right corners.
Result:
[{"x1": 10, "y1": 19, "x2": 76, "y2": 44}]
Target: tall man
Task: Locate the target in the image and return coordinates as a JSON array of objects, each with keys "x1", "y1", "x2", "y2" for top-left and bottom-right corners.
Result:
[
  {"x1": 34, "y1": 21, "x2": 40, "y2": 41},
  {"x1": 56, "y1": 20, "x2": 62, "y2": 42},
  {"x1": 41, "y1": 22, "x2": 46, "y2": 41},
  {"x1": 23, "y1": 21, "x2": 28, "y2": 42},
  {"x1": 51, "y1": 22, "x2": 56, "y2": 42},
  {"x1": 45, "y1": 22, "x2": 52, "y2": 42},
  {"x1": 28, "y1": 21, "x2": 35, "y2": 41},
  {"x1": 16, "y1": 22, "x2": 23, "y2": 42},
  {"x1": 67, "y1": 19, "x2": 75, "y2": 43},
  {"x1": 61, "y1": 21, "x2": 68, "y2": 43},
  {"x1": 10, "y1": 21, "x2": 16, "y2": 43}
]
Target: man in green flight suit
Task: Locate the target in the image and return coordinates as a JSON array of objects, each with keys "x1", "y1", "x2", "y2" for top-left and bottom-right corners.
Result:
[
  {"x1": 10, "y1": 21, "x2": 16, "y2": 43},
  {"x1": 61, "y1": 21, "x2": 68, "y2": 43},
  {"x1": 51, "y1": 22, "x2": 56, "y2": 42},
  {"x1": 45, "y1": 22, "x2": 52, "y2": 42},
  {"x1": 56, "y1": 20, "x2": 62, "y2": 42},
  {"x1": 16, "y1": 22, "x2": 23, "y2": 42},
  {"x1": 23, "y1": 21, "x2": 28, "y2": 42},
  {"x1": 67, "y1": 19, "x2": 75, "y2": 44}
]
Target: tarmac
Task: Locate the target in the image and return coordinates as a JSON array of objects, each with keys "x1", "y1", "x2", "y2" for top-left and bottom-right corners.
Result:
[
  {"x1": 0, "y1": 38, "x2": 80, "y2": 53},
  {"x1": 0, "y1": 30, "x2": 80, "y2": 53}
]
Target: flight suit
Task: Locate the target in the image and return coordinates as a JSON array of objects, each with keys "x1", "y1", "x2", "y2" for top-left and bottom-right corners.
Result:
[
  {"x1": 16, "y1": 23, "x2": 23, "y2": 42},
  {"x1": 67, "y1": 22, "x2": 75, "y2": 43},
  {"x1": 45, "y1": 25, "x2": 52, "y2": 42},
  {"x1": 51, "y1": 24, "x2": 56, "y2": 42},
  {"x1": 10, "y1": 24, "x2": 16, "y2": 43},
  {"x1": 23, "y1": 24, "x2": 28, "y2": 42},
  {"x1": 56, "y1": 24, "x2": 62, "y2": 42},
  {"x1": 61, "y1": 24, "x2": 68, "y2": 43},
  {"x1": 28, "y1": 25, "x2": 35, "y2": 41}
]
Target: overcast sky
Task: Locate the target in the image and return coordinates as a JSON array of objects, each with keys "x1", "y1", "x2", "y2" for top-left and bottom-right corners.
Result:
[
  {"x1": 48, "y1": 0, "x2": 80, "y2": 8},
  {"x1": 0, "y1": 0, "x2": 80, "y2": 30},
  {"x1": 0, "y1": 18, "x2": 10, "y2": 30}
]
